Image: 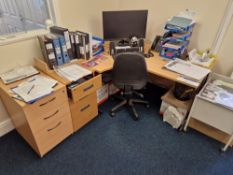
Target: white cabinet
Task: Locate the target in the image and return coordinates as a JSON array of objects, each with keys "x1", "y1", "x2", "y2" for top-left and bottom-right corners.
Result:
[{"x1": 184, "y1": 73, "x2": 233, "y2": 151}]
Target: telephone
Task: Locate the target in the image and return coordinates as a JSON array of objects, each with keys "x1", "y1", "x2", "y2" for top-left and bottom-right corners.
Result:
[
  {"x1": 144, "y1": 35, "x2": 162, "y2": 58},
  {"x1": 151, "y1": 32, "x2": 172, "y2": 52},
  {"x1": 151, "y1": 35, "x2": 162, "y2": 51}
]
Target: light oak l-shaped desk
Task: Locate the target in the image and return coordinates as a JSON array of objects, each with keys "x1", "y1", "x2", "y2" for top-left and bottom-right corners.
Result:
[{"x1": 88, "y1": 42, "x2": 198, "y2": 89}]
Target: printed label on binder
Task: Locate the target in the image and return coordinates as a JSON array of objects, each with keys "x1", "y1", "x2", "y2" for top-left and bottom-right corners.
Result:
[
  {"x1": 75, "y1": 35, "x2": 79, "y2": 43},
  {"x1": 62, "y1": 45, "x2": 67, "y2": 52},
  {"x1": 56, "y1": 48, "x2": 61, "y2": 54},
  {"x1": 64, "y1": 31, "x2": 71, "y2": 49},
  {"x1": 46, "y1": 44, "x2": 53, "y2": 50},
  {"x1": 48, "y1": 53, "x2": 55, "y2": 60}
]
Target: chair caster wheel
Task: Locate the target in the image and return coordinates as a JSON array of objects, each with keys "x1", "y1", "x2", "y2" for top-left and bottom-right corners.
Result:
[
  {"x1": 146, "y1": 104, "x2": 150, "y2": 108},
  {"x1": 110, "y1": 112, "x2": 115, "y2": 117},
  {"x1": 220, "y1": 148, "x2": 226, "y2": 153},
  {"x1": 133, "y1": 116, "x2": 139, "y2": 121}
]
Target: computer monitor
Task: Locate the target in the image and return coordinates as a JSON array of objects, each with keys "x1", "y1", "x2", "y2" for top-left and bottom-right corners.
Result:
[{"x1": 102, "y1": 10, "x2": 148, "y2": 41}]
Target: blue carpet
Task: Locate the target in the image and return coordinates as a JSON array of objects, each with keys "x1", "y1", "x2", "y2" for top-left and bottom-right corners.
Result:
[{"x1": 1, "y1": 86, "x2": 233, "y2": 175}]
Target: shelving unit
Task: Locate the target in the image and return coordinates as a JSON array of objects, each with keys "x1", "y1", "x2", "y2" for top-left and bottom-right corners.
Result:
[{"x1": 160, "y1": 17, "x2": 195, "y2": 59}]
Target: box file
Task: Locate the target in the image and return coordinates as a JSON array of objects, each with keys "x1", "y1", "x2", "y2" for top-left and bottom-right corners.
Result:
[
  {"x1": 50, "y1": 26, "x2": 74, "y2": 59},
  {"x1": 58, "y1": 35, "x2": 70, "y2": 64},
  {"x1": 38, "y1": 35, "x2": 57, "y2": 69},
  {"x1": 69, "y1": 32, "x2": 77, "y2": 59},
  {"x1": 74, "y1": 32, "x2": 83, "y2": 59},
  {"x1": 45, "y1": 34, "x2": 63, "y2": 66},
  {"x1": 76, "y1": 31, "x2": 91, "y2": 60}
]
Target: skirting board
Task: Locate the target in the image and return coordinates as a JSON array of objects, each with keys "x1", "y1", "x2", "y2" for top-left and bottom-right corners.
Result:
[{"x1": 0, "y1": 118, "x2": 14, "y2": 137}]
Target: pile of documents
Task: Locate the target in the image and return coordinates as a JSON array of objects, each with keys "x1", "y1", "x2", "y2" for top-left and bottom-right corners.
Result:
[
  {"x1": 165, "y1": 16, "x2": 193, "y2": 32},
  {"x1": 11, "y1": 75, "x2": 57, "y2": 104},
  {"x1": 164, "y1": 59, "x2": 210, "y2": 87},
  {"x1": 82, "y1": 55, "x2": 108, "y2": 68},
  {"x1": 160, "y1": 13, "x2": 196, "y2": 59},
  {"x1": 200, "y1": 80, "x2": 233, "y2": 110},
  {"x1": 55, "y1": 64, "x2": 92, "y2": 82},
  {"x1": 0, "y1": 66, "x2": 39, "y2": 84}
]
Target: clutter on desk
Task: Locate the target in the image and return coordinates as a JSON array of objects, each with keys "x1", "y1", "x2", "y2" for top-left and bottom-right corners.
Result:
[
  {"x1": 160, "y1": 11, "x2": 196, "y2": 60},
  {"x1": 0, "y1": 66, "x2": 39, "y2": 84},
  {"x1": 82, "y1": 54, "x2": 109, "y2": 68},
  {"x1": 200, "y1": 78, "x2": 233, "y2": 110},
  {"x1": 92, "y1": 36, "x2": 105, "y2": 57},
  {"x1": 164, "y1": 59, "x2": 210, "y2": 82},
  {"x1": 54, "y1": 64, "x2": 92, "y2": 82},
  {"x1": 188, "y1": 49, "x2": 216, "y2": 68},
  {"x1": 11, "y1": 75, "x2": 57, "y2": 104},
  {"x1": 160, "y1": 89, "x2": 192, "y2": 129},
  {"x1": 38, "y1": 25, "x2": 104, "y2": 70}
]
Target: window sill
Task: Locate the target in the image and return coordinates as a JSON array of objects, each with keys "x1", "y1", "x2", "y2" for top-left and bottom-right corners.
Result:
[{"x1": 0, "y1": 29, "x2": 50, "y2": 46}]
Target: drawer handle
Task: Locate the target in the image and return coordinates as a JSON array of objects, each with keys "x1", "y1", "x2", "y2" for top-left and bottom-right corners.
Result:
[
  {"x1": 39, "y1": 97, "x2": 56, "y2": 107},
  {"x1": 43, "y1": 110, "x2": 59, "y2": 120},
  {"x1": 47, "y1": 121, "x2": 62, "y2": 132},
  {"x1": 83, "y1": 84, "x2": 94, "y2": 92},
  {"x1": 81, "y1": 104, "x2": 90, "y2": 112}
]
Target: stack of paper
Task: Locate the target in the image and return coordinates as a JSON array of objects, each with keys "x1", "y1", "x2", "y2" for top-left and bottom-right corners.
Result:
[
  {"x1": 166, "y1": 16, "x2": 194, "y2": 31},
  {"x1": 55, "y1": 64, "x2": 92, "y2": 82},
  {"x1": 200, "y1": 81, "x2": 233, "y2": 110},
  {"x1": 0, "y1": 66, "x2": 39, "y2": 84},
  {"x1": 11, "y1": 75, "x2": 57, "y2": 104},
  {"x1": 164, "y1": 59, "x2": 210, "y2": 82}
]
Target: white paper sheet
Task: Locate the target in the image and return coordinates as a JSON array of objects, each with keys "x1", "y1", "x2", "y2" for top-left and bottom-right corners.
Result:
[
  {"x1": 164, "y1": 59, "x2": 210, "y2": 82},
  {"x1": 0, "y1": 66, "x2": 39, "y2": 84},
  {"x1": 55, "y1": 64, "x2": 92, "y2": 82}
]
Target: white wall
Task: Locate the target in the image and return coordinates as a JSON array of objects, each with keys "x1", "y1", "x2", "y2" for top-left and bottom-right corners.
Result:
[
  {"x1": 118, "y1": 0, "x2": 228, "y2": 50},
  {"x1": 214, "y1": 18, "x2": 233, "y2": 76},
  {"x1": 0, "y1": 38, "x2": 43, "y2": 123},
  {"x1": 54, "y1": 0, "x2": 120, "y2": 36}
]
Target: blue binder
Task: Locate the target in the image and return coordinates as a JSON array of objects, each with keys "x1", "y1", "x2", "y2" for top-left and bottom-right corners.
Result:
[
  {"x1": 58, "y1": 36, "x2": 70, "y2": 63},
  {"x1": 45, "y1": 34, "x2": 63, "y2": 66}
]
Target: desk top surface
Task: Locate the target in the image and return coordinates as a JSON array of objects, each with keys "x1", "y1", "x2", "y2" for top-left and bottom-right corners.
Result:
[
  {"x1": 34, "y1": 41, "x2": 205, "y2": 88},
  {"x1": 0, "y1": 72, "x2": 64, "y2": 107},
  {"x1": 89, "y1": 52, "x2": 180, "y2": 81}
]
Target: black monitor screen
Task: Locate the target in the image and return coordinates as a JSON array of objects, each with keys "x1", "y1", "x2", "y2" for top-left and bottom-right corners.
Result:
[{"x1": 103, "y1": 10, "x2": 148, "y2": 40}]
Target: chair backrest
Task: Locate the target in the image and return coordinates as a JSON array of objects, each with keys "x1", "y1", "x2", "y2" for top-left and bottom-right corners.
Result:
[{"x1": 112, "y1": 52, "x2": 147, "y2": 90}]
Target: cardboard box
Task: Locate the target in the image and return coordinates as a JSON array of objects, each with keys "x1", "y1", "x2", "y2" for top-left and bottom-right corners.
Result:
[
  {"x1": 160, "y1": 89, "x2": 192, "y2": 116},
  {"x1": 96, "y1": 84, "x2": 109, "y2": 105},
  {"x1": 108, "y1": 82, "x2": 119, "y2": 95},
  {"x1": 160, "y1": 89, "x2": 193, "y2": 128}
]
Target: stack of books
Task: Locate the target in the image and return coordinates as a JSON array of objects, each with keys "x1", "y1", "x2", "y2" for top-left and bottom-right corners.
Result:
[{"x1": 160, "y1": 16, "x2": 195, "y2": 59}]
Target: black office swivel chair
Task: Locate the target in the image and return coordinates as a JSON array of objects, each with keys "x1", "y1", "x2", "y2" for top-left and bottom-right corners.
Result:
[{"x1": 110, "y1": 52, "x2": 150, "y2": 120}]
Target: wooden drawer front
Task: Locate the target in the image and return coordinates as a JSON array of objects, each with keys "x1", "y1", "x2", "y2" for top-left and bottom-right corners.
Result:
[
  {"x1": 191, "y1": 97, "x2": 233, "y2": 134},
  {"x1": 34, "y1": 115, "x2": 73, "y2": 156},
  {"x1": 25, "y1": 87, "x2": 67, "y2": 118},
  {"x1": 71, "y1": 92, "x2": 98, "y2": 132},
  {"x1": 28, "y1": 103, "x2": 70, "y2": 132},
  {"x1": 71, "y1": 75, "x2": 102, "y2": 103}
]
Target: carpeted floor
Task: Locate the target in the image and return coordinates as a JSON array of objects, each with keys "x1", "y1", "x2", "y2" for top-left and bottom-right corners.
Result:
[{"x1": 0, "y1": 85, "x2": 233, "y2": 175}]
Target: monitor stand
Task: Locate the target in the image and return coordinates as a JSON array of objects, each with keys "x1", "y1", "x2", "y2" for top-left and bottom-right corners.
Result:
[{"x1": 117, "y1": 39, "x2": 130, "y2": 46}]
